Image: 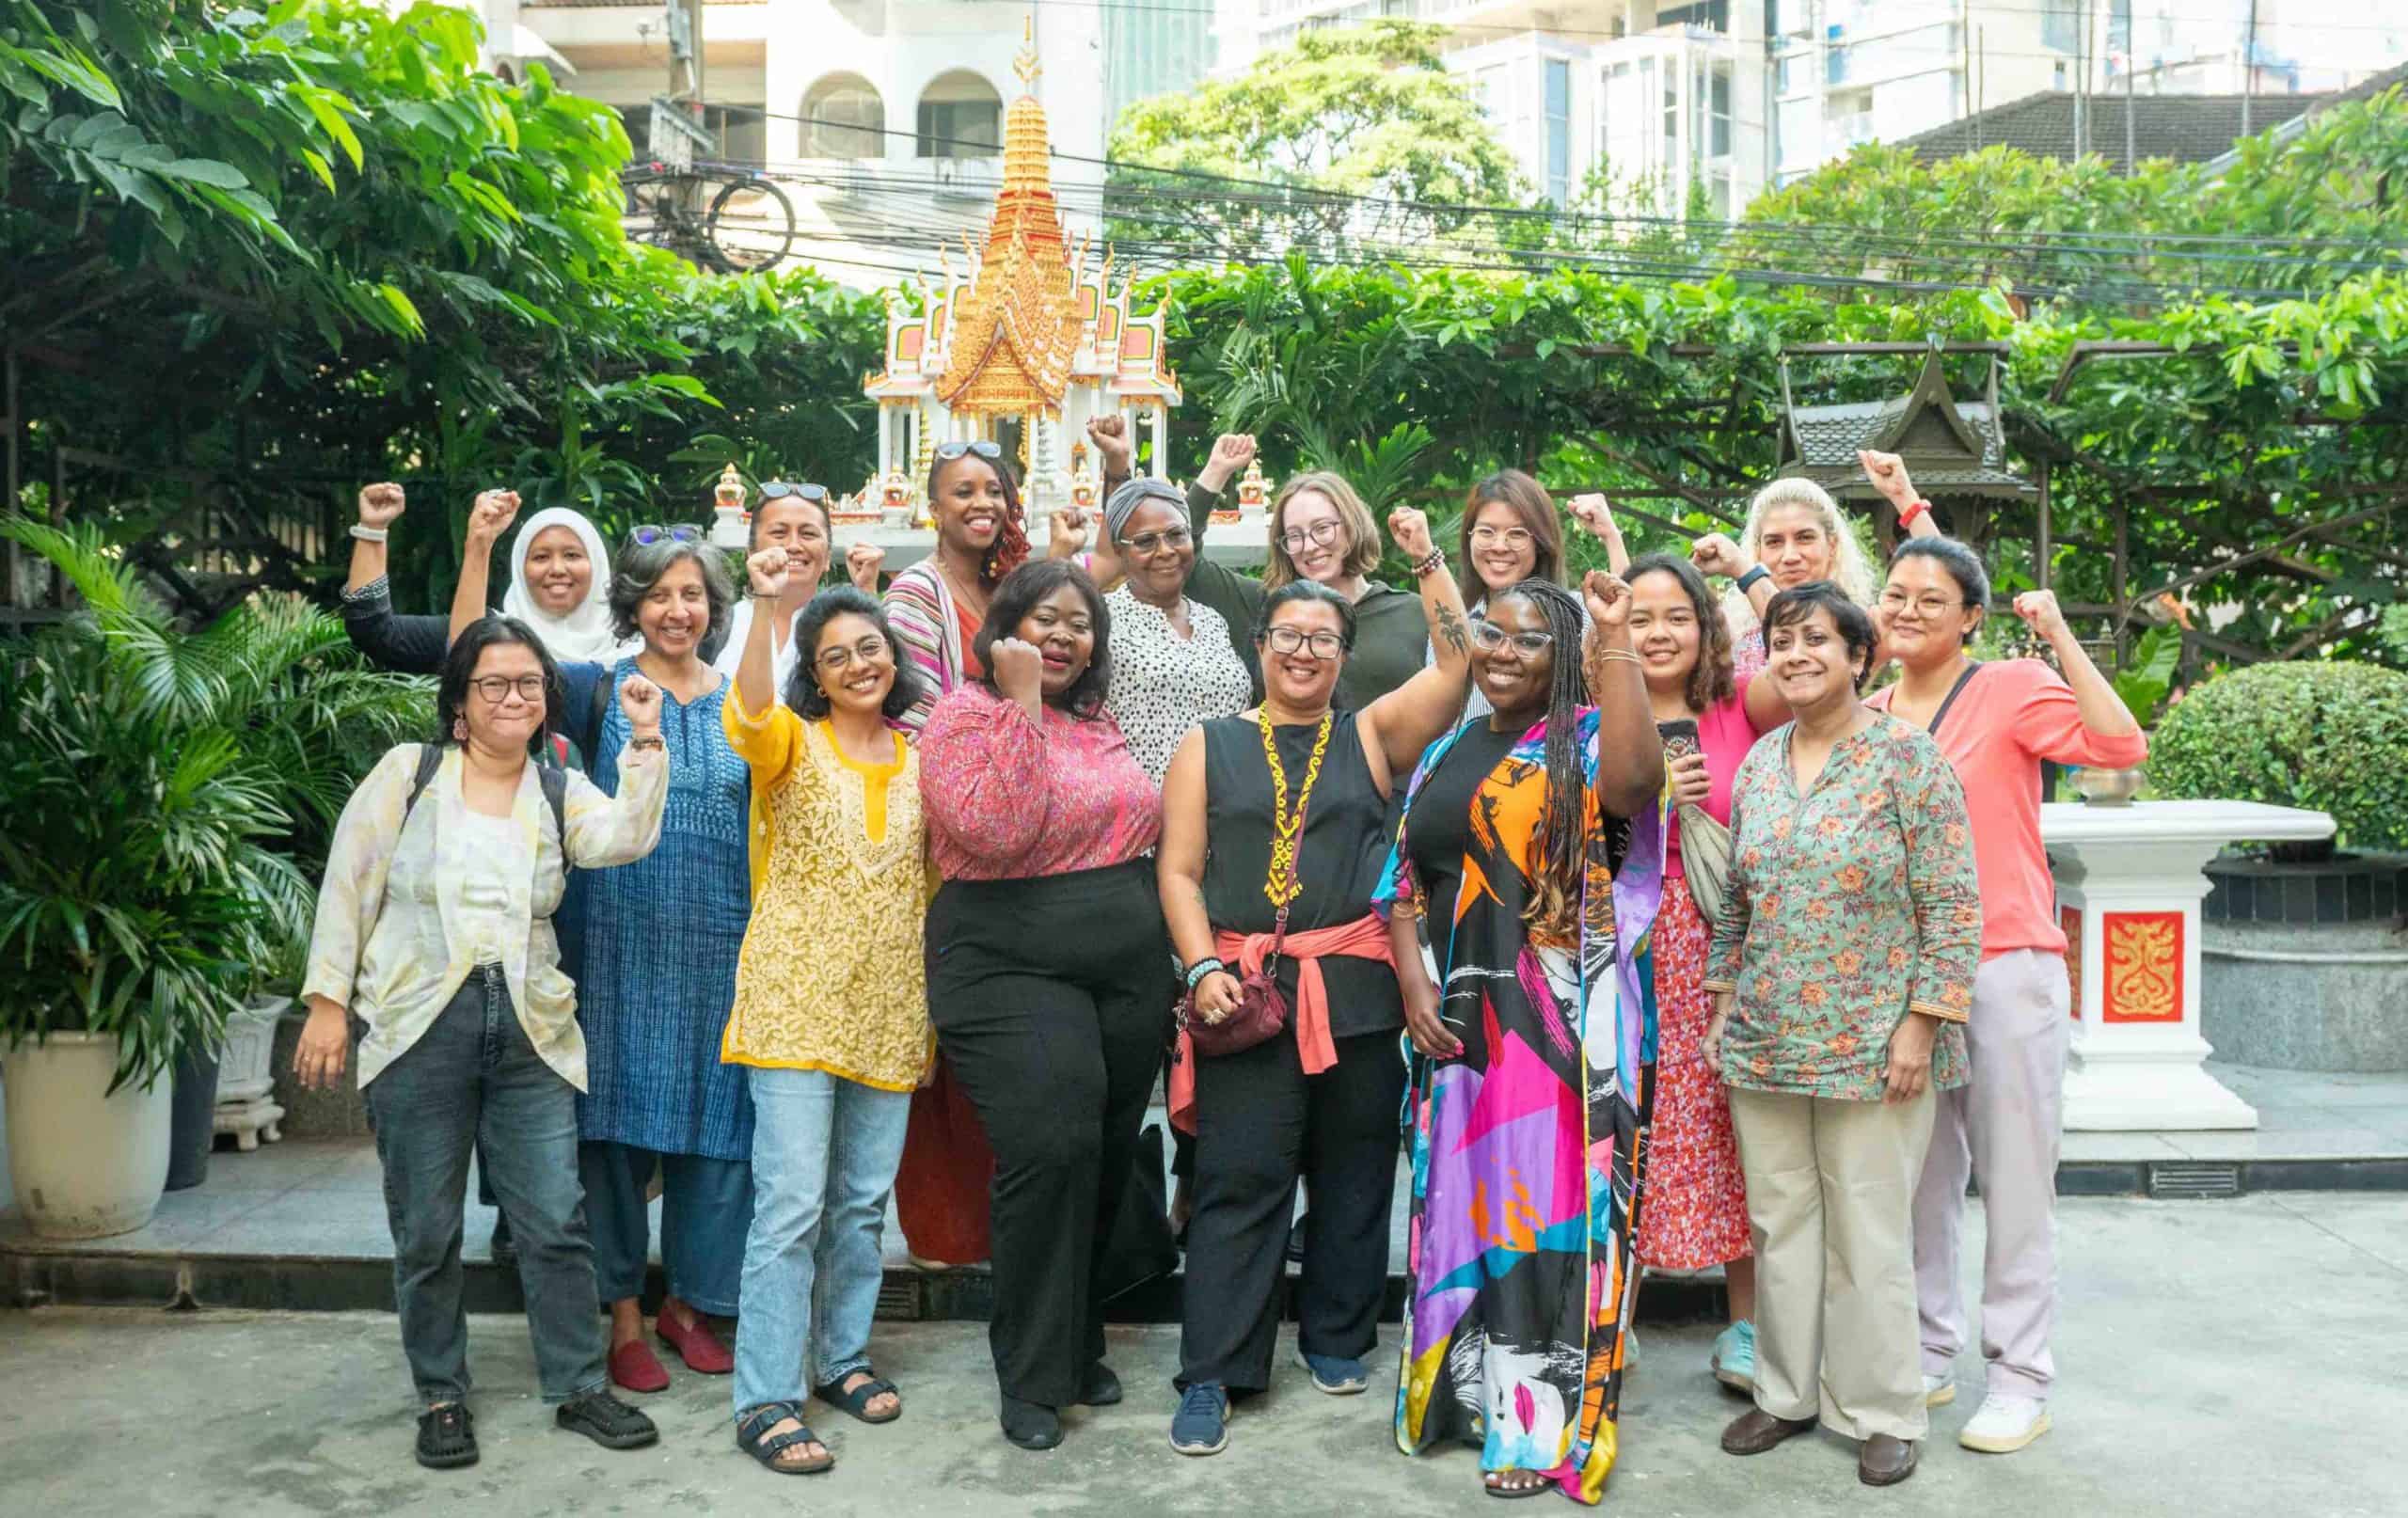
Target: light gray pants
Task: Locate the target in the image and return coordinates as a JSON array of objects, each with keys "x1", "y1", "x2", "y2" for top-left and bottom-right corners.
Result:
[{"x1": 1911, "y1": 950, "x2": 2071, "y2": 1400}]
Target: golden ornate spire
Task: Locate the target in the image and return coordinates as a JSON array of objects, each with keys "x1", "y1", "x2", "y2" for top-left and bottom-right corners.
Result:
[
  {"x1": 931, "y1": 14, "x2": 1082, "y2": 417},
  {"x1": 1014, "y1": 12, "x2": 1039, "y2": 90}
]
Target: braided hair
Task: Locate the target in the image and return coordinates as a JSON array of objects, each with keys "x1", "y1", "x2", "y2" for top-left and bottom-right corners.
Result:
[{"x1": 1491, "y1": 577, "x2": 1591, "y2": 943}]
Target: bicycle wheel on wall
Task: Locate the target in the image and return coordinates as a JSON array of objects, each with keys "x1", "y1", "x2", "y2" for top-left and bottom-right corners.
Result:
[{"x1": 705, "y1": 177, "x2": 798, "y2": 274}]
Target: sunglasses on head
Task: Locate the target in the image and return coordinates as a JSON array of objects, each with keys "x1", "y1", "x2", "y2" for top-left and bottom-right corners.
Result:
[
  {"x1": 758, "y1": 481, "x2": 830, "y2": 502},
  {"x1": 933, "y1": 440, "x2": 1005, "y2": 462},
  {"x1": 629, "y1": 524, "x2": 703, "y2": 546}
]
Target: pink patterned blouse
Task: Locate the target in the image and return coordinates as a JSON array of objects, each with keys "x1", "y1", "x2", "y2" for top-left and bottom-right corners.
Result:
[{"x1": 918, "y1": 682, "x2": 1163, "y2": 881}]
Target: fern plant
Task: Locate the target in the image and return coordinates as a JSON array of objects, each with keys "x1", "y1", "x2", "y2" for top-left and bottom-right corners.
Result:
[{"x1": 0, "y1": 518, "x2": 429, "y2": 1090}]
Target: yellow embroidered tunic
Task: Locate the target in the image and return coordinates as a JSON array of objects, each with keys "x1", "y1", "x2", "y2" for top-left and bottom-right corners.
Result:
[{"x1": 721, "y1": 688, "x2": 931, "y2": 1089}]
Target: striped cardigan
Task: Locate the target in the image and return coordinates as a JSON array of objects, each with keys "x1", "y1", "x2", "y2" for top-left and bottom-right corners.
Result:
[{"x1": 883, "y1": 560, "x2": 963, "y2": 735}]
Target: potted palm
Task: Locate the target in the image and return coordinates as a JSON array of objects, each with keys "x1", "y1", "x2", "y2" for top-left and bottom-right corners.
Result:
[{"x1": 0, "y1": 519, "x2": 424, "y2": 1236}]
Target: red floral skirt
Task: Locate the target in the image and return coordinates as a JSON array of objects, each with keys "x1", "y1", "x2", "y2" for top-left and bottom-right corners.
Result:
[{"x1": 1635, "y1": 865, "x2": 1751, "y2": 1271}]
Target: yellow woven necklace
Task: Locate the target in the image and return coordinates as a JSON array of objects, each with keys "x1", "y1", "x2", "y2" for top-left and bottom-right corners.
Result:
[{"x1": 1259, "y1": 707, "x2": 1334, "y2": 908}]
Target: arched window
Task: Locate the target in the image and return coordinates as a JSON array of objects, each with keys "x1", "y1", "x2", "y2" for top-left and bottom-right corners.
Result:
[
  {"x1": 802, "y1": 72, "x2": 883, "y2": 159},
  {"x1": 915, "y1": 70, "x2": 1002, "y2": 159}
]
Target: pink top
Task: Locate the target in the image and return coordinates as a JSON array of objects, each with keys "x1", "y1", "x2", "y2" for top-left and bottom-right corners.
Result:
[
  {"x1": 918, "y1": 682, "x2": 1164, "y2": 881},
  {"x1": 1668, "y1": 675, "x2": 1765, "y2": 872},
  {"x1": 1867, "y1": 657, "x2": 2147, "y2": 960}
]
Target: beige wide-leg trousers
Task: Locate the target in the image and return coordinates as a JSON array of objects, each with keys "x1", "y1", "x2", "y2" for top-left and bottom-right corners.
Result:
[{"x1": 1728, "y1": 1083, "x2": 1937, "y2": 1443}]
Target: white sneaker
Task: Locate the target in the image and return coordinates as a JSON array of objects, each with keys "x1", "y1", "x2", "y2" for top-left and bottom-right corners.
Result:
[
  {"x1": 1923, "y1": 1373, "x2": 1956, "y2": 1407},
  {"x1": 1958, "y1": 1393, "x2": 2051, "y2": 1454}
]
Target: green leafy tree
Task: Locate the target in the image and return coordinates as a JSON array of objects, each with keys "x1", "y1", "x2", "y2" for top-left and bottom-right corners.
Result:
[{"x1": 1106, "y1": 21, "x2": 1526, "y2": 257}]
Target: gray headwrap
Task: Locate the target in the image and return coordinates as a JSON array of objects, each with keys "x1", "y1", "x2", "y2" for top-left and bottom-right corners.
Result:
[{"x1": 1103, "y1": 476, "x2": 1186, "y2": 545}]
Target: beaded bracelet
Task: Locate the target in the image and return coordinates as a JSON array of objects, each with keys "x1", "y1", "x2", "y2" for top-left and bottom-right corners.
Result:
[
  {"x1": 1183, "y1": 957, "x2": 1228, "y2": 990},
  {"x1": 1412, "y1": 548, "x2": 1447, "y2": 578}
]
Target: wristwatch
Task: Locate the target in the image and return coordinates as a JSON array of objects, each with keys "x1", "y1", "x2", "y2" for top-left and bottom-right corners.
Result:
[{"x1": 1735, "y1": 564, "x2": 1771, "y2": 594}]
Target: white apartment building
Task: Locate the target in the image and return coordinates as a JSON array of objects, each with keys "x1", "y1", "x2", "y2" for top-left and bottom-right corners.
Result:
[{"x1": 1213, "y1": 1, "x2": 2405, "y2": 214}]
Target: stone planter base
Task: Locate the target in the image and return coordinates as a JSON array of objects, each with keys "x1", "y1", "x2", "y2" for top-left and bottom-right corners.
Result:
[{"x1": 2202, "y1": 854, "x2": 2408, "y2": 1072}]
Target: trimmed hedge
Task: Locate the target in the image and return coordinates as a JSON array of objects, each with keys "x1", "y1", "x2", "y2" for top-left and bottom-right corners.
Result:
[{"x1": 2150, "y1": 660, "x2": 2408, "y2": 852}]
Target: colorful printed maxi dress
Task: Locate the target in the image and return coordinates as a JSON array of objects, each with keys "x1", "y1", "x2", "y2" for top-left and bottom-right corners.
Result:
[{"x1": 1375, "y1": 708, "x2": 1663, "y2": 1505}]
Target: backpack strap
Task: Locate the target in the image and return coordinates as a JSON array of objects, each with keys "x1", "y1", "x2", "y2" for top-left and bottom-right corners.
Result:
[
  {"x1": 402, "y1": 743, "x2": 445, "y2": 821},
  {"x1": 579, "y1": 667, "x2": 612, "y2": 767},
  {"x1": 538, "y1": 764, "x2": 570, "y2": 858}
]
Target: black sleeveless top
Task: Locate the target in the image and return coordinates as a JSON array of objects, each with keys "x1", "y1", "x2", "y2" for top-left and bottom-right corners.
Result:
[{"x1": 1199, "y1": 712, "x2": 1404, "y2": 1038}]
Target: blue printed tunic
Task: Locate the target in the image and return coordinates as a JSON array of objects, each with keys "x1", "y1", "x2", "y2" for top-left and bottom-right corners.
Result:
[{"x1": 561, "y1": 657, "x2": 754, "y2": 1161}]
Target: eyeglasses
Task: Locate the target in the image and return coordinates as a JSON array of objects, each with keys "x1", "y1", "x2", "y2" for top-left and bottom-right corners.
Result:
[
  {"x1": 1469, "y1": 525, "x2": 1535, "y2": 549},
  {"x1": 758, "y1": 481, "x2": 830, "y2": 503},
  {"x1": 470, "y1": 674, "x2": 548, "y2": 703},
  {"x1": 1118, "y1": 526, "x2": 1193, "y2": 556},
  {"x1": 1261, "y1": 625, "x2": 1346, "y2": 660},
  {"x1": 933, "y1": 440, "x2": 1005, "y2": 462},
  {"x1": 629, "y1": 524, "x2": 702, "y2": 546},
  {"x1": 816, "y1": 636, "x2": 891, "y2": 672},
  {"x1": 1469, "y1": 621, "x2": 1555, "y2": 656},
  {"x1": 1278, "y1": 519, "x2": 1343, "y2": 554},
  {"x1": 1877, "y1": 589, "x2": 1972, "y2": 617}
]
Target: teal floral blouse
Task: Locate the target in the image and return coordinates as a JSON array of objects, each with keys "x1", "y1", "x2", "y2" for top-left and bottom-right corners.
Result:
[{"x1": 1703, "y1": 716, "x2": 1982, "y2": 1100}]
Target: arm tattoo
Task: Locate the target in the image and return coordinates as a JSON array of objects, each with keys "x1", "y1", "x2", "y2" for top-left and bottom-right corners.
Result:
[{"x1": 1435, "y1": 604, "x2": 1469, "y2": 656}]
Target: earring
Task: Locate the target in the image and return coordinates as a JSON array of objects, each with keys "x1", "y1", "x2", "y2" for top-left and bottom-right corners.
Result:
[{"x1": 452, "y1": 717, "x2": 467, "y2": 742}]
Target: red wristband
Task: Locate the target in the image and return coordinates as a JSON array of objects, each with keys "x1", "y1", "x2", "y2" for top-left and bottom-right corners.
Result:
[{"x1": 1898, "y1": 498, "x2": 1932, "y2": 529}]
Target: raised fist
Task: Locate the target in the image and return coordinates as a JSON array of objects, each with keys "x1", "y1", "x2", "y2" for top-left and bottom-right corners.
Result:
[
  {"x1": 1085, "y1": 413, "x2": 1133, "y2": 474},
  {"x1": 1582, "y1": 569, "x2": 1633, "y2": 632},
  {"x1": 357, "y1": 482, "x2": 405, "y2": 530},
  {"x1": 990, "y1": 636, "x2": 1045, "y2": 704},
  {"x1": 846, "y1": 540, "x2": 886, "y2": 593},
  {"x1": 746, "y1": 546, "x2": 792, "y2": 599},
  {"x1": 1388, "y1": 505, "x2": 1435, "y2": 561},
  {"x1": 618, "y1": 672, "x2": 663, "y2": 737},
  {"x1": 1688, "y1": 532, "x2": 1747, "y2": 580},
  {"x1": 467, "y1": 489, "x2": 521, "y2": 547}
]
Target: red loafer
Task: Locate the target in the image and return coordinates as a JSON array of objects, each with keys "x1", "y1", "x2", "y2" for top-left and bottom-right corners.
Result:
[
  {"x1": 609, "y1": 1337, "x2": 671, "y2": 1394},
  {"x1": 656, "y1": 1310, "x2": 734, "y2": 1375}
]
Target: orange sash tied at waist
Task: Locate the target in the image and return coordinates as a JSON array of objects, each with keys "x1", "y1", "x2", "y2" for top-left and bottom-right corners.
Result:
[{"x1": 1168, "y1": 913, "x2": 1396, "y2": 1134}]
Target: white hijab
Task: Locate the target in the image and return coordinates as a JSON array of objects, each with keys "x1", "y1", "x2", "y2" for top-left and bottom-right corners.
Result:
[{"x1": 500, "y1": 507, "x2": 637, "y2": 664}]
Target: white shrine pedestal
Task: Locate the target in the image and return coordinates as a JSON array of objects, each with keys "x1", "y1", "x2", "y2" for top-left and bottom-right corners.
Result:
[
  {"x1": 2042, "y1": 799, "x2": 2334, "y2": 1131},
  {"x1": 709, "y1": 508, "x2": 1270, "y2": 572}
]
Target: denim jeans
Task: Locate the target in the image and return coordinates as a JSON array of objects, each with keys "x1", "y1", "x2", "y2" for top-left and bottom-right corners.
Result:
[
  {"x1": 732, "y1": 1067, "x2": 911, "y2": 1417},
  {"x1": 581, "y1": 1141, "x2": 751, "y2": 1316},
  {"x1": 366, "y1": 965, "x2": 608, "y2": 1405}
]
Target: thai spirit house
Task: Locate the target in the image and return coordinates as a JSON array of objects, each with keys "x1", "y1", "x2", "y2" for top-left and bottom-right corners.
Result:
[{"x1": 859, "y1": 28, "x2": 1180, "y2": 518}]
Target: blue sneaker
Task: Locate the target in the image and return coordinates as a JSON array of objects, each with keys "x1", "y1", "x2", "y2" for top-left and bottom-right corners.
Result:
[
  {"x1": 1295, "y1": 1348, "x2": 1370, "y2": 1396},
  {"x1": 1712, "y1": 1320, "x2": 1757, "y2": 1393},
  {"x1": 1169, "y1": 1383, "x2": 1229, "y2": 1456}
]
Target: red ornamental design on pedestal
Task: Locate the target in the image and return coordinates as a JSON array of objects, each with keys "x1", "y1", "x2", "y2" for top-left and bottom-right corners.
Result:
[{"x1": 2100, "y1": 910, "x2": 2184, "y2": 1023}]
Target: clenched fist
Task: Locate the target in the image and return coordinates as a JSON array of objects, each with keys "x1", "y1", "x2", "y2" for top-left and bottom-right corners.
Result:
[
  {"x1": 357, "y1": 482, "x2": 405, "y2": 530},
  {"x1": 618, "y1": 672, "x2": 664, "y2": 738},
  {"x1": 467, "y1": 489, "x2": 521, "y2": 548},
  {"x1": 989, "y1": 635, "x2": 1045, "y2": 706},
  {"x1": 1388, "y1": 505, "x2": 1436, "y2": 562},
  {"x1": 747, "y1": 546, "x2": 794, "y2": 599},
  {"x1": 846, "y1": 540, "x2": 886, "y2": 592},
  {"x1": 1688, "y1": 532, "x2": 1748, "y2": 580},
  {"x1": 1582, "y1": 570, "x2": 1633, "y2": 632}
]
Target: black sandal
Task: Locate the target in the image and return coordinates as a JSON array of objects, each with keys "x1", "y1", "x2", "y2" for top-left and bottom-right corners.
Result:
[
  {"x1": 416, "y1": 1402, "x2": 478, "y2": 1470},
  {"x1": 736, "y1": 1400, "x2": 833, "y2": 1475},
  {"x1": 815, "y1": 1368, "x2": 903, "y2": 1425}
]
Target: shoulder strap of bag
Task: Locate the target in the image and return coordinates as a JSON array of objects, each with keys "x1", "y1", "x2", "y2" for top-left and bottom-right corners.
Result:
[
  {"x1": 402, "y1": 743, "x2": 444, "y2": 821},
  {"x1": 580, "y1": 667, "x2": 611, "y2": 767},
  {"x1": 1925, "y1": 660, "x2": 1985, "y2": 739}
]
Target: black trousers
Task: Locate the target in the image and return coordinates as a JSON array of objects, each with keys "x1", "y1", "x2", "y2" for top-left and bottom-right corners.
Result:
[
  {"x1": 928, "y1": 861, "x2": 1175, "y2": 1406},
  {"x1": 1179, "y1": 1027, "x2": 1407, "y2": 1393}
]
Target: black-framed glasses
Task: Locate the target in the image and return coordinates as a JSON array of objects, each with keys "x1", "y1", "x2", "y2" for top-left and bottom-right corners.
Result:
[
  {"x1": 470, "y1": 674, "x2": 548, "y2": 703},
  {"x1": 1278, "y1": 519, "x2": 1343, "y2": 554},
  {"x1": 1469, "y1": 621, "x2": 1554, "y2": 656},
  {"x1": 1118, "y1": 526, "x2": 1193, "y2": 556},
  {"x1": 630, "y1": 523, "x2": 702, "y2": 546},
  {"x1": 815, "y1": 636, "x2": 891, "y2": 672},
  {"x1": 758, "y1": 481, "x2": 830, "y2": 503},
  {"x1": 933, "y1": 440, "x2": 1005, "y2": 462},
  {"x1": 1261, "y1": 625, "x2": 1346, "y2": 660}
]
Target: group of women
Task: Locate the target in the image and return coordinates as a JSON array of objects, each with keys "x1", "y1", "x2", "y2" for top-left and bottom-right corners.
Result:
[{"x1": 297, "y1": 433, "x2": 2142, "y2": 1500}]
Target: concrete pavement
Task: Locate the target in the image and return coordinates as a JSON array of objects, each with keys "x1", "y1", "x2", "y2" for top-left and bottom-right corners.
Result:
[{"x1": 1, "y1": 1193, "x2": 2401, "y2": 1517}]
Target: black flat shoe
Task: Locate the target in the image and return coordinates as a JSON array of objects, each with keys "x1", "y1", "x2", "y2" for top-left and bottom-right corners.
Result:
[
  {"x1": 416, "y1": 1402, "x2": 478, "y2": 1469},
  {"x1": 556, "y1": 1388, "x2": 659, "y2": 1450},
  {"x1": 1076, "y1": 1362, "x2": 1122, "y2": 1407},
  {"x1": 1000, "y1": 1394, "x2": 1063, "y2": 1450}
]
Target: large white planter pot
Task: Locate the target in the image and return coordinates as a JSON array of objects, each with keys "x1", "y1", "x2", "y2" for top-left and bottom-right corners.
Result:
[{"x1": 3, "y1": 1032, "x2": 171, "y2": 1239}]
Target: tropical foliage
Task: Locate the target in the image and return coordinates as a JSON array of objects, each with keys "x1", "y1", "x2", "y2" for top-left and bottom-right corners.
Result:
[{"x1": 0, "y1": 516, "x2": 425, "y2": 1087}]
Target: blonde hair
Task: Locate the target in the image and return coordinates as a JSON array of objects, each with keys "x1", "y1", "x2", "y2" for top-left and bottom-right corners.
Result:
[
  {"x1": 1727, "y1": 478, "x2": 1878, "y2": 632},
  {"x1": 1264, "y1": 471, "x2": 1384, "y2": 591}
]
